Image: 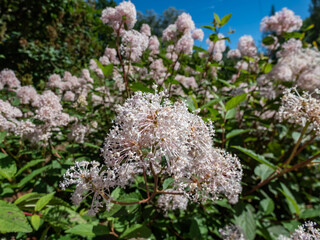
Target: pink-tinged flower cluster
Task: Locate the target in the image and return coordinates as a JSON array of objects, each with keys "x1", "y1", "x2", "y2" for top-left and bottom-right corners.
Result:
[
  {"x1": 0, "y1": 69, "x2": 20, "y2": 90},
  {"x1": 192, "y1": 28, "x2": 204, "y2": 41},
  {"x1": 176, "y1": 13, "x2": 195, "y2": 34},
  {"x1": 68, "y1": 123, "x2": 87, "y2": 143},
  {"x1": 101, "y1": 1, "x2": 136, "y2": 34},
  {"x1": 47, "y1": 71, "x2": 93, "y2": 96},
  {"x1": 149, "y1": 59, "x2": 167, "y2": 84},
  {"x1": 227, "y1": 49, "x2": 241, "y2": 59},
  {"x1": 162, "y1": 24, "x2": 178, "y2": 42},
  {"x1": 176, "y1": 34, "x2": 194, "y2": 54},
  {"x1": 103, "y1": 47, "x2": 120, "y2": 65},
  {"x1": 260, "y1": 7, "x2": 302, "y2": 35},
  {"x1": 175, "y1": 75, "x2": 198, "y2": 89},
  {"x1": 237, "y1": 35, "x2": 257, "y2": 57},
  {"x1": 0, "y1": 99, "x2": 22, "y2": 131},
  {"x1": 140, "y1": 23, "x2": 151, "y2": 36},
  {"x1": 276, "y1": 38, "x2": 302, "y2": 58},
  {"x1": 16, "y1": 86, "x2": 39, "y2": 105},
  {"x1": 162, "y1": 12, "x2": 202, "y2": 49},
  {"x1": 120, "y1": 30, "x2": 149, "y2": 62},
  {"x1": 148, "y1": 36, "x2": 160, "y2": 55},
  {"x1": 264, "y1": 40, "x2": 320, "y2": 92},
  {"x1": 206, "y1": 33, "x2": 226, "y2": 62}
]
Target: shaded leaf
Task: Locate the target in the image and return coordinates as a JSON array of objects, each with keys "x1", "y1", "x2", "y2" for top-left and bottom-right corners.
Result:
[{"x1": 225, "y1": 93, "x2": 247, "y2": 110}]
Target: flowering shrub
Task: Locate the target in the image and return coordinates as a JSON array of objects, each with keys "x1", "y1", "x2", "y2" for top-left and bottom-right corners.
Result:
[{"x1": 0, "y1": 2, "x2": 320, "y2": 239}]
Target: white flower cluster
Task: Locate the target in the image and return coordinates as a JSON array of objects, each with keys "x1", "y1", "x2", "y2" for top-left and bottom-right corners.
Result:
[
  {"x1": 61, "y1": 91, "x2": 242, "y2": 215},
  {"x1": 157, "y1": 192, "x2": 189, "y2": 212},
  {"x1": 60, "y1": 161, "x2": 112, "y2": 216},
  {"x1": 260, "y1": 7, "x2": 302, "y2": 35},
  {"x1": 219, "y1": 224, "x2": 246, "y2": 240},
  {"x1": 277, "y1": 221, "x2": 320, "y2": 240},
  {"x1": 279, "y1": 88, "x2": 320, "y2": 135}
]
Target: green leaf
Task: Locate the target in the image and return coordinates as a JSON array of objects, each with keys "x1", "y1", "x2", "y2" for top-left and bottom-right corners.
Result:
[
  {"x1": 16, "y1": 166, "x2": 49, "y2": 188},
  {"x1": 302, "y1": 24, "x2": 314, "y2": 31},
  {"x1": 42, "y1": 206, "x2": 86, "y2": 230},
  {"x1": 35, "y1": 192, "x2": 55, "y2": 211},
  {"x1": 279, "y1": 183, "x2": 300, "y2": 215},
  {"x1": 0, "y1": 200, "x2": 32, "y2": 233},
  {"x1": 300, "y1": 206, "x2": 320, "y2": 218},
  {"x1": 201, "y1": 25, "x2": 216, "y2": 31},
  {"x1": 235, "y1": 206, "x2": 256, "y2": 240},
  {"x1": 0, "y1": 153, "x2": 17, "y2": 181},
  {"x1": 214, "y1": 13, "x2": 220, "y2": 24},
  {"x1": 130, "y1": 82, "x2": 154, "y2": 93},
  {"x1": 163, "y1": 178, "x2": 174, "y2": 189},
  {"x1": 66, "y1": 223, "x2": 109, "y2": 237},
  {"x1": 193, "y1": 46, "x2": 207, "y2": 52},
  {"x1": 120, "y1": 224, "x2": 152, "y2": 239},
  {"x1": 254, "y1": 164, "x2": 274, "y2": 180},
  {"x1": 283, "y1": 32, "x2": 305, "y2": 40},
  {"x1": 259, "y1": 198, "x2": 274, "y2": 215},
  {"x1": 262, "y1": 36, "x2": 275, "y2": 46},
  {"x1": 0, "y1": 131, "x2": 7, "y2": 143},
  {"x1": 83, "y1": 142, "x2": 100, "y2": 149},
  {"x1": 232, "y1": 146, "x2": 277, "y2": 169},
  {"x1": 220, "y1": 13, "x2": 232, "y2": 26},
  {"x1": 15, "y1": 192, "x2": 40, "y2": 205},
  {"x1": 226, "y1": 129, "x2": 252, "y2": 139},
  {"x1": 188, "y1": 216, "x2": 208, "y2": 239},
  {"x1": 225, "y1": 93, "x2": 247, "y2": 110},
  {"x1": 268, "y1": 225, "x2": 289, "y2": 239},
  {"x1": 264, "y1": 63, "x2": 273, "y2": 73},
  {"x1": 209, "y1": 33, "x2": 219, "y2": 42},
  {"x1": 94, "y1": 59, "x2": 113, "y2": 77},
  {"x1": 217, "y1": 78, "x2": 233, "y2": 87},
  {"x1": 15, "y1": 159, "x2": 45, "y2": 177},
  {"x1": 186, "y1": 96, "x2": 196, "y2": 112},
  {"x1": 225, "y1": 108, "x2": 236, "y2": 119},
  {"x1": 31, "y1": 214, "x2": 41, "y2": 230},
  {"x1": 200, "y1": 98, "x2": 224, "y2": 110}
]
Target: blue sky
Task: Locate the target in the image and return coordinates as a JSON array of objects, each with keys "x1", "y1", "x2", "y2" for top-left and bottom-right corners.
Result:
[{"x1": 118, "y1": 0, "x2": 311, "y2": 49}]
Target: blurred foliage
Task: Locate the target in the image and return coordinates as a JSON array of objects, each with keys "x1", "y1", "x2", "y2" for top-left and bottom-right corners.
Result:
[
  {"x1": 0, "y1": 0, "x2": 116, "y2": 85},
  {"x1": 303, "y1": 0, "x2": 320, "y2": 46}
]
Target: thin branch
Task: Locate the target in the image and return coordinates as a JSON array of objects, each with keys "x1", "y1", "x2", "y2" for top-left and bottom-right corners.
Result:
[
  {"x1": 245, "y1": 152, "x2": 320, "y2": 195},
  {"x1": 283, "y1": 122, "x2": 310, "y2": 167}
]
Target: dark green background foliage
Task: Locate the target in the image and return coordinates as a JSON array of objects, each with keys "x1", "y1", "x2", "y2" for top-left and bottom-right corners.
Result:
[{"x1": 0, "y1": 0, "x2": 115, "y2": 85}]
